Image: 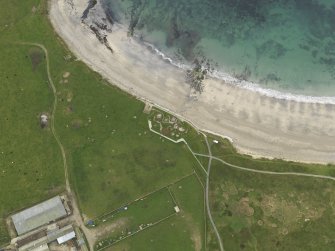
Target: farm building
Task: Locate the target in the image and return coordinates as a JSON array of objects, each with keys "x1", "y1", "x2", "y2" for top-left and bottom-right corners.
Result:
[
  {"x1": 18, "y1": 225, "x2": 76, "y2": 251},
  {"x1": 12, "y1": 196, "x2": 67, "y2": 235},
  {"x1": 57, "y1": 231, "x2": 76, "y2": 244}
]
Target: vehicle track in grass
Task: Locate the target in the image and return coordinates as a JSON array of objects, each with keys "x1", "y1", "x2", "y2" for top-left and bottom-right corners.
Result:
[{"x1": 18, "y1": 42, "x2": 95, "y2": 250}]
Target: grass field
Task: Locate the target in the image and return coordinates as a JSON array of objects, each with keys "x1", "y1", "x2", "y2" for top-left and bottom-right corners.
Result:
[
  {"x1": 111, "y1": 174, "x2": 206, "y2": 251},
  {"x1": 93, "y1": 188, "x2": 176, "y2": 227},
  {"x1": 94, "y1": 188, "x2": 176, "y2": 250},
  {"x1": 208, "y1": 159, "x2": 335, "y2": 250},
  {"x1": 0, "y1": 41, "x2": 64, "y2": 245},
  {"x1": 170, "y1": 174, "x2": 206, "y2": 251},
  {"x1": 3, "y1": 0, "x2": 335, "y2": 250},
  {"x1": 0, "y1": 0, "x2": 204, "y2": 247},
  {"x1": 0, "y1": 0, "x2": 72, "y2": 245},
  {"x1": 56, "y1": 69, "x2": 200, "y2": 217},
  {"x1": 1, "y1": 0, "x2": 201, "y2": 219}
]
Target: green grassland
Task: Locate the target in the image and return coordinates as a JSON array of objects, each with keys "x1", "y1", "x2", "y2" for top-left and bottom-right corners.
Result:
[
  {"x1": 1, "y1": 0, "x2": 200, "y2": 216},
  {"x1": 0, "y1": 0, "x2": 72, "y2": 245},
  {"x1": 0, "y1": 0, "x2": 204, "y2": 246},
  {"x1": 170, "y1": 174, "x2": 206, "y2": 251},
  {"x1": 111, "y1": 174, "x2": 206, "y2": 251},
  {"x1": 57, "y1": 70, "x2": 199, "y2": 217},
  {"x1": 148, "y1": 108, "x2": 207, "y2": 155},
  {"x1": 209, "y1": 159, "x2": 335, "y2": 250},
  {"x1": 94, "y1": 188, "x2": 176, "y2": 228},
  {"x1": 95, "y1": 188, "x2": 176, "y2": 250},
  {"x1": 0, "y1": 41, "x2": 64, "y2": 244},
  {"x1": 111, "y1": 216, "x2": 196, "y2": 251},
  {"x1": 3, "y1": 0, "x2": 335, "y2": 250}
]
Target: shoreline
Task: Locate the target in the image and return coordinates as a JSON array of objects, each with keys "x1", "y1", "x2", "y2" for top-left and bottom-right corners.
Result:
[
  {"x1": 141, "y1": 38, "x2": 335, "y2": 105},
  {"x1": 49, "y1": 0, "x2": 335, "y2": 164}
]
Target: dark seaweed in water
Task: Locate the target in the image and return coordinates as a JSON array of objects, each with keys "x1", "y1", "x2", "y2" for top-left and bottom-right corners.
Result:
[
  {"x1": 82, "y1": 0, "x2": 97, "y2": 20},
  {"x1": 128, "y1": 0, "x2": 146, "y2": 36},
  {"x1": 256, "y1": 40, "x2": 287, "y2": 60},
  {"x1": 101, "y1": 0, "x2": 119, "y2": 24},
  {"x1": 112, "y1": 0, "x2": 271, "y2": 59},
  {"x1": 260, "y1": 73, "x2": 281, "y2": 84},
  {"x1": 186, "y1": 58, "x2": 216, "y2": 93},
  {"x1": 234, "y1": 66, "x2": 252, "y2": 81},
  {"x1": 106, "y1": 0, "x2": 335, "y2": 93}
]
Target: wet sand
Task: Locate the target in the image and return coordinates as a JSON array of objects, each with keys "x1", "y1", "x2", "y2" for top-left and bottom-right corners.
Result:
[{"x1": 49, "y1": 0, "x2": 335, "y2": 164}]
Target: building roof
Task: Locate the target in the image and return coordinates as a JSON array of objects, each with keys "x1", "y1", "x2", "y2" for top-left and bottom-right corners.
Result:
[
  {"x1": 18, "y1": 236, "x2": 48, "y2": 251},
  {"x1": 12, "y1": 196, "x2": 67, "y2": 235},
  {"x1": 47, "y1": 225, "x2": 73, "y2": 243},
  {"x1": 18, "y1": 225, "x2": 74, "y2": 251},
  {"x1": 57, "y1": 231, "x2": 76, "y2": 244}
]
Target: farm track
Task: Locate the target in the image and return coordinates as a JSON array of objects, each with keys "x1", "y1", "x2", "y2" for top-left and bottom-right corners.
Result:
[
  {"x1": 203, "y1": 135, "x2": 224, "y2": 251},
  {"x1": 18, "y1": 42, "x2": 96, "y2": 250},
  {"x1": 194, "y1": 153, "x2": 335, "y2": 181},
  {"x1": 19, "y1": 43, "x2": 335, "y2": 251},
  {"x1": 150, "y1": 124, "x2": 335, "y2": 251}
]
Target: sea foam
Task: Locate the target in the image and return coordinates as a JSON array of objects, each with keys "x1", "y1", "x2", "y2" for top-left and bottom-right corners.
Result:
[{"x1": 141, "y1": 39, "x2": 335, "y2": 105}]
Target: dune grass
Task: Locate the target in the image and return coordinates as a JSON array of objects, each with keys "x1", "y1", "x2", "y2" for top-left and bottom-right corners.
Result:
[
  {"x1": 208, "y1": 159, "x2": 335, "y2": 250},
  {"x1": 208, "y1": 135, "x2": 335, "y2": 176}
]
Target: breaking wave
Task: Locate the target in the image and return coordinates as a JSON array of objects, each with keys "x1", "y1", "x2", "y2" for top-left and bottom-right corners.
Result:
[{"x1": 141, "y1": 39, "x2": 335, "y2": 105}]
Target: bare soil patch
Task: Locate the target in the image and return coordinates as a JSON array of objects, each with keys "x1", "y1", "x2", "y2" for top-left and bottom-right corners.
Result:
[
  {"x1": 29, "y1": 47, "x2": 43, "y2": 71},
  {"x1": 63, "y1": 72, "x2": 71, "y2": 78},
  {"x1": 71, "y1": 119, "x2": 83, "y2": 129},
  {"x1": 236, "y1": 197, "x2": 254, "y2": 217},
  {"x1": 183, "y1": 213, "x2": 202, "y2": 251},
  {"x1": 93, "y1": 218, "x2": 128, "y2": 240}
]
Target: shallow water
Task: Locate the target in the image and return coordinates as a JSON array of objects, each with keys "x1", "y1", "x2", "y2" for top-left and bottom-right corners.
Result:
[{"x1": 103, "y1": 0, "x2": 335, "y2": 96}]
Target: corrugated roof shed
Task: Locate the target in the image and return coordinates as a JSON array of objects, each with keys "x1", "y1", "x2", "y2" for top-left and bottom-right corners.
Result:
[
  {"x1": 47, "y1": 225, "x2": 73, "y2": 242},
  {"x1": 12, "y1": 196, "x2": 67, "y2": 235},
  {"x1": 57, "y1": 231, "x2": 76, "y2": 244},
  {"x1": 18, "y1": 225, "x2": 74, "y2": 251}
]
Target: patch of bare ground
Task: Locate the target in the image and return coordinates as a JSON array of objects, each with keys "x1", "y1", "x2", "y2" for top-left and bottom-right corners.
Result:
[
  {"x1": 260, "y1": 194, "x2": 325, "y2": 235},
  {"x1": 191, "y1": 229, "x2": 202, "y2": 251},
  {"x1": 63, "y1": 72, "x2": 71, "y2": 78},
  {"x1": 28, "y1": 47, "x2": 43, "y2": 71},
  {"x1": 220, "y1": 182, "x2": 238, "y2": 196},
  {"x1": 182, "y1": 213, "x2": 202, "y2": 251},
  {"x1": 82, "y1": 214, "x2": 89, "y2": 223},
  {"x1": 236, "y1": 197, "x2": 254, "y2": 217},
  {"x1": 5, "y1": 218, "x2": 16, "y2": 239},
  {"x1": 45, "y1": 185, "x2": 64, "y2": 197},
  {"x1": 64, "y1": 106, "x2": 73, "y2": 114},
  {"x1": 111, "y1": 242, "x2": 130, "y2": 251},
  {"x1": 93, "y1": 218, "x2": 129, "y2": 240},
  {"x1": 71, "y1": 119, "x2": 83, "y2": 129},
  {"x1": 66, "y1": 91, "x2": 73, "y2": 102}
]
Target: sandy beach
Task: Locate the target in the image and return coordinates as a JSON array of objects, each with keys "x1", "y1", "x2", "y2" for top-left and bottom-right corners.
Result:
[{"x1": 49, "y1": 0, "x2": 335, "y2": 164}]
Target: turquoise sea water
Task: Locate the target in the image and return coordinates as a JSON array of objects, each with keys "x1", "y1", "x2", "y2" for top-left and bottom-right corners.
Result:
[{"x1": 103, "y1": 0, "x2": 335, "y2": 97}]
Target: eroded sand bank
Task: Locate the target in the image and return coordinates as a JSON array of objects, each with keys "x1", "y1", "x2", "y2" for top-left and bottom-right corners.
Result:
[{"x1": 49, "y1": 0, "x2": 335, "y2": 164}]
